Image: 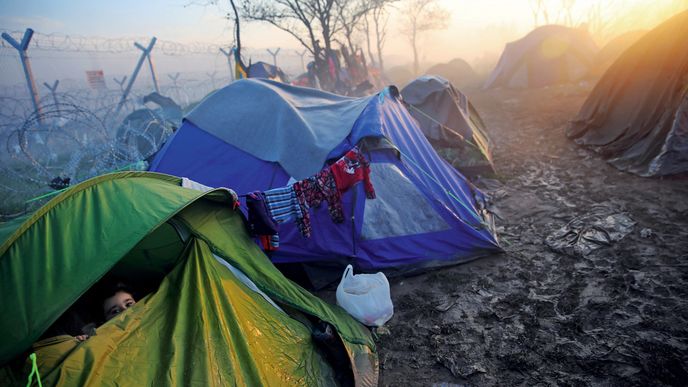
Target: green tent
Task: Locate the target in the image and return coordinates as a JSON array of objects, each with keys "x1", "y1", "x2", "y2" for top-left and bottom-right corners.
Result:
[{"x1": 0, "y1": 172, "x2": 377, "y2": 386}]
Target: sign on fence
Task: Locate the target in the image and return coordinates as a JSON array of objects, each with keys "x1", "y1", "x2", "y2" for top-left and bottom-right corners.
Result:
[{"x1": 86, "y1": 70, "x2": 107, "y2": 90}]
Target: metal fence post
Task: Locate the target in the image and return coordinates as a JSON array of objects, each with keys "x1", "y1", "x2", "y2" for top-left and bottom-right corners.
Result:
[
  {"x1": 207, "y1": 72, "x2": 217, "y2": 90},
  {"x1": 116, "y1": 37, "x2": 157, "y2": 115},
  {"x1": 297, "y1": 49, "x2": 308, "y2": 73},
  {"x1": 220, "y1": 47, "x2": 234, "y2": 82},
  {"x1": 114, "y1": 76, "x2": 128, "y2": 92},
  {"x1": 43, "y1": 80, "x2": 59, "y2": 107},
  {"x1": 2, "y1": 28, "x2": 43, "y2": 122},
  {"x1": 267, "y1": 48, "x2": 280, "y2": 68},
  {"x1": 137, "y1": 39, "x2": 159, "y2": 93}
]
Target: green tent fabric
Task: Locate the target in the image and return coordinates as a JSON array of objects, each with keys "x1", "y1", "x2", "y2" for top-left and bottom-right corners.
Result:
[{"x1": 0, "y1": 172, "x2": 377, "y2": 386}]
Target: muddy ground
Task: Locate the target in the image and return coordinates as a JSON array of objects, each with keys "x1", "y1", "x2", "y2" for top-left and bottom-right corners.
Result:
[{"x1": 370, "y1": 84, "x2": 688, "y2": 386}]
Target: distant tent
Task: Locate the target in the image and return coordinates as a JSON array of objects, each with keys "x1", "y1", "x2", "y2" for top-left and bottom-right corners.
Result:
[
  {"x1": 0, "y1": 172, "x2": 377, "y2": 385},
  {"x1": 590, "y1": 30, "x2": 647, "y2": 78},
  {"x1": 116, "y1": 92, "x2": 182, "y2": 160},
  {"x1": 401, "y1": 75, "x2": 495, "y2": 178},
  {"x1": 249, "y1": 61, "x2": 289, "y2": 83},
  {"x1": 424, "y1": 58, "x2": 479, "y2": 89},
  {"x1": 567, "y1": 11, "x2": 688, "y2": 176},
  {"x1": 150, "y1": 79, "x2": 500, "y2": 283},
  {"x1": 484, "y1": 25, "x2": 598, "y2": 89},
  {"x1": 291, "y1": 72, "x2": 313, "y2": 88}
]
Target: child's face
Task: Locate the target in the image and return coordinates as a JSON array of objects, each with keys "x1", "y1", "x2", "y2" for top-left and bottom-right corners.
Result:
[{"x1": 103, "y1": 291, "x2": 136, "y2": 321}]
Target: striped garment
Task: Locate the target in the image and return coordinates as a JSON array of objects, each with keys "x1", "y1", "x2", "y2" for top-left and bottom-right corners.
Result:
[{"x1": 263, "y1": 186, "x2": 311, "y2": 237}]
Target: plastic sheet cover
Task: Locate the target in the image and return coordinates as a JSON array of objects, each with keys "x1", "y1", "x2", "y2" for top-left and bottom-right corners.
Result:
[
  {"x1": 567, "y1": 11, "x2": 688, "y2": 176},
  {"x1": 545, "y1": 204, "x2": 635, "y2": 256}
]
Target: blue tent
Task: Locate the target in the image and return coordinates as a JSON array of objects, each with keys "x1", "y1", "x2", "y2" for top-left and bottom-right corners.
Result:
[
  {"x1": 249, "y1": 61, "x2": 289, "y2": 83},
  {"x1": 150, "y1": 79, "x2": 500, "y2": 276}
]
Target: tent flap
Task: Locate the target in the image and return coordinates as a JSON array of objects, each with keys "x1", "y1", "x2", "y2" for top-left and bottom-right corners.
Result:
[{"x1": 30, "y1": 238, "x2": 339, "y2": 386}]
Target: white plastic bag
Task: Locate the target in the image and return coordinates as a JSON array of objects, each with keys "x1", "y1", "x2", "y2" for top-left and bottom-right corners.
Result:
[{"x1": 336, "y1": 265, "x2": 394, "y2": 327}]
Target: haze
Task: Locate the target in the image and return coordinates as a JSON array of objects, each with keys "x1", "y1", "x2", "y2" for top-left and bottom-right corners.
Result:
[{"x1": 1, "y1": 0, "x2": 686, "y2": 86}]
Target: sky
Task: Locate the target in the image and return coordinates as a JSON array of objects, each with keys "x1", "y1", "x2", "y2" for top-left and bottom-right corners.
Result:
[{"x1": 1, "y1": 0, "x2": 686, "y2": 88}]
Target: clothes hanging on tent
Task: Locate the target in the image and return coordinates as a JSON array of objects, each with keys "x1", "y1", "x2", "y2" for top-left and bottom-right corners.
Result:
[
  {"x1": 247, "y1": 192, "x2": 282, "y2": 249},
  {"x1": 294, "y1": 168, "x2": 345, "y2": 224},
  {"x1": 246, "y1": 192, "x2": 279, "y2": 236},
  {"x1": 330, "y1": 147, "x2": 375, "y2": 199},
  {"x1": 247, "y1": 148, "x2": 376, "y2": 247},
  {"x1": 263, "y1": 186, "x2": 311, "y2": 237},
  {"x1": 259, "y1": 235, "x2": 280, "y2": 251}
]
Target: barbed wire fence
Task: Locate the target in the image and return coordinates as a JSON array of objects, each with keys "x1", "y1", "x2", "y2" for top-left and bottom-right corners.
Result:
[{"x1": 0, "y1": 29, "x2": 311, "y2": 219}]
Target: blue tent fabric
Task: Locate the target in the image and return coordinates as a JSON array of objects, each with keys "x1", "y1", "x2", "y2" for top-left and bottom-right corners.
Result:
[
  {"x1": 150, "y1": 79, "x2": 500, "y2": 272},
  {"x1": 185, "y1": 79, "x2": 373, "y2": 180},
  {"x1": 248, "y1": 61, "x2": 288, "y2": 82}
]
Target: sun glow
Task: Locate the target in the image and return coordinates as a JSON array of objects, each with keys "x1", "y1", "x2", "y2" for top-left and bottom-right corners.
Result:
[{"x1": 383, "y1": 0, "x2": 688, "y2": 70}]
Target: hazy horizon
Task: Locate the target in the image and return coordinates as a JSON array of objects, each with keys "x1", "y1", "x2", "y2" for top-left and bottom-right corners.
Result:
[{"x1": 1, "y1": 0, "x2": 686, "y2": 89}]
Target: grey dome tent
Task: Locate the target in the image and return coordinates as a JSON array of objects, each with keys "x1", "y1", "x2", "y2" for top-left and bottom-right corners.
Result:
[
  {"x1": 484, "y1": 25, "x2": 598, "y2": 89},
  {"x1": 424, "y1": 58, "x2": 479, "y2": 89},
  {"x1": 401, "y1": 75, "x2": 495, "y2": 178},
  {"x1": 567, "y1": 11, "x2": 688, "y2": 176}
]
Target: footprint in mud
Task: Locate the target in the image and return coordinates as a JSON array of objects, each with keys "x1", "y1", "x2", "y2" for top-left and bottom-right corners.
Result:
[{"x1": 556, "y1": 282, "x2": 583, "y2": 316}]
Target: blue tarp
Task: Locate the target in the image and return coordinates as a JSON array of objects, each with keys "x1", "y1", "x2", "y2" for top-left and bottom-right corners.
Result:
[{"x1": 150, "y1": 79, "x2": 500, "y2": 272}]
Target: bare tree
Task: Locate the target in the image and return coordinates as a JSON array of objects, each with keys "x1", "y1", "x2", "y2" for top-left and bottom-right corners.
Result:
[
  {"x1": 399, "y1": 0, "x2": 450, "y2": 76},
  {"x1": 355, "y1": 0, "x2": 394, "y2": 72},
  {"x1": 334, "y1": 0, "x2": 375, "y2": 54},
  {"x1": 361, "y1": 12, "x2": 376, "y2": 68},
  {"x1": 229, "y1": 0, "x2": 242, "y2": 53},
  {"x1": 530, "y1": 0, "x2": 540, "y2": 27},
  {"x1": 371, "y1": 1, "x2": 391, "y2": 73},
  {"x1": 560, "y1": 0, "x2": 577, "y2": 26},
  {"x1": 585, "y1": 0, "x2": 622, "y2": 40},
  {"x1": 529, "y1": 0, "x2": 551, "y2": 27},
  {"x1": 241, "y1": 0, "x2": 324, "y2": 57},
  {"x1": 242, "y1": 0, "x2": 348, "y2": 90}
]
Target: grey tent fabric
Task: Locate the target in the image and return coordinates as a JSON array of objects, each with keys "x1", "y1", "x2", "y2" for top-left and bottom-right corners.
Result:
[
  {"x1": 567, "y1": 11, "x2": 688, "y2": 176},
  {"x1": 401, "y1": 75, "x2": 495, "y2": 178},
  {"x1": 484, "y1": 25, "x2": 598, "y2": 89},
  {"x1": 186, "y1": 79, "x2": 373, "y2": 179},
  {"x1": 423, "y1": 58, "x2": 479, "y2": 89},
  {"x1": 361, "y1": 162, "x2": 451, "y2": 240}
]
